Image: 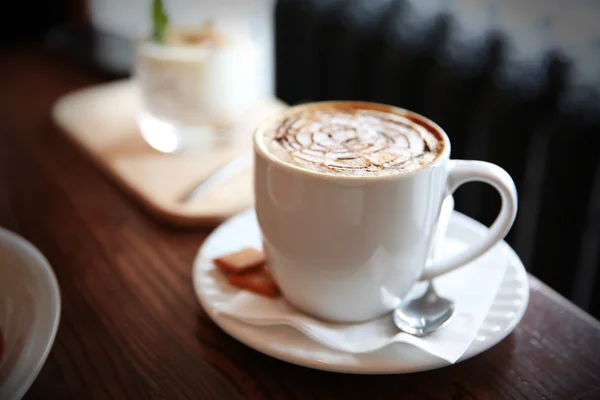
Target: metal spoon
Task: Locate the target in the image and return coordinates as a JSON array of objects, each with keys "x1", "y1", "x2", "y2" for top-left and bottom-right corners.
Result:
[
  {"x1": 178, "y1": 152, "x2": 252, "y2": 203},
  {"x1": 393, "y1": 281, "x2": 455, "y2": 336},
  {"x1": 393, "y1": 195, "x2": 455, "y2": 336}
]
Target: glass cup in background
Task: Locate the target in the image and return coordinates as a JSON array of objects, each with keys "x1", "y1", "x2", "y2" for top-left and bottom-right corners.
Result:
[{"x1": 134, "y1": 24, "x2": 264, "y2": 153}]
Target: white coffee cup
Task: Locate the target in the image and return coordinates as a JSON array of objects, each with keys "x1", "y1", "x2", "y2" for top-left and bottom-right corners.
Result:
[{"x1": 254, "y1": 101, "x2": 517, "y2": 322}]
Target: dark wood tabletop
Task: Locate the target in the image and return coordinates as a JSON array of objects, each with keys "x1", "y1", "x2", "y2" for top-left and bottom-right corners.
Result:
[{"x1": 2, "y1": 47, "x2": 600, "y2": 400}]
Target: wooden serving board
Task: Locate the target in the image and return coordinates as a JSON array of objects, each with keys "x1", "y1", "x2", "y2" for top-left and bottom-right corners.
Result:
[{"x1": 52, "y1": 79, "x2": 287, "y2": 227}]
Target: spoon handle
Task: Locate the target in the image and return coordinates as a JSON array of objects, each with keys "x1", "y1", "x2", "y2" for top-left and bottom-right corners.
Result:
[
  {"x1": 429, "y1": 195, "x2": 454, "y2": 261},
  {"x1": 177, "y1": 152, "x2": 253, "y2": 203}
]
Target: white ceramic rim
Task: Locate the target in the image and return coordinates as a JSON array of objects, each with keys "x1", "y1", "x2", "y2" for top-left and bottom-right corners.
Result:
[
  {"x1": 193, "y1": 211, "x2": 529, "y2": 374},
  {"x1": 0, "y1": 227, "x2": 61, "y2": 400}
]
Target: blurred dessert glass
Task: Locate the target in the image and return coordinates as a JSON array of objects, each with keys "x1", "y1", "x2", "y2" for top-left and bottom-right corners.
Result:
[{"x1": 135, "y1": 22, "x2": 263, "y2": 153}]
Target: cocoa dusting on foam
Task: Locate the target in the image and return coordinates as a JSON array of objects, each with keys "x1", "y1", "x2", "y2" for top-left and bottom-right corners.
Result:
[{"x1": 264, "y1": 105, "x2": 443, "y2": 176}]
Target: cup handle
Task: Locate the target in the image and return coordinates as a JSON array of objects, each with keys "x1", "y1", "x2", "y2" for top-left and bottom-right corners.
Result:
[{"x1": 420, "y1": 160, "x2": 518, "y2": 281}]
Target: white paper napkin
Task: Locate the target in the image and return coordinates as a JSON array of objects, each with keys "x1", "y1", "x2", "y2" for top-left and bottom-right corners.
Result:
[{"x1": 213, "y1": 235, "x2": 508, "y2": 364}]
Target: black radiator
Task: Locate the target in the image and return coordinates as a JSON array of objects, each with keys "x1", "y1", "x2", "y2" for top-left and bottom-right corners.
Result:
[{"x1": 274, "y1": 0, "x2": 600, "y2": 318}]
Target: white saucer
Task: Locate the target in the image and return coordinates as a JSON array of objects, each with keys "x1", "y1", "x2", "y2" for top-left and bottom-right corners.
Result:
[
  {"x1": 0, "y1": 228, "x2": 61, "y2": 400},
  {"x1": 192, "y1": 210, "x2": 529, "y2": 374}
]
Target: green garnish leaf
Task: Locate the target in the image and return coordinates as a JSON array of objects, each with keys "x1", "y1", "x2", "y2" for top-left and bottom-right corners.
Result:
[{"x1": 152, "y1": 0, "x2": 169, "y2": 43}]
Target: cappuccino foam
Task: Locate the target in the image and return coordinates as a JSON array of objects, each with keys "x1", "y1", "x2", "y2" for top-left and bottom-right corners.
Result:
[{"x1": 262, "y1": 104, "x2": 444, "y2": 176}]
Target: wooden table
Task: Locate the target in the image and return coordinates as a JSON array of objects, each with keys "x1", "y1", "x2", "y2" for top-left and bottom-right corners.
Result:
[{"x1": 2, "y1": 47, "x2": 600, "y2": 400}]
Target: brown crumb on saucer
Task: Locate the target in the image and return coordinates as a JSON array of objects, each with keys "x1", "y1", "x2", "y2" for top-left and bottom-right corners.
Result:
[
  {"x1": 213, "y1": 247, "x2": 266, "y2": 274},
  {"x1": 227, "y1": 268, "x2": 280, "y2": 298}
]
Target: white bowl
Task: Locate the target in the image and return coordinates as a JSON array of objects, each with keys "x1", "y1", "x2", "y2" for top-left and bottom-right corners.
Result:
[{"x1": 0, "y1": 227, "x2": 60, "y2": 400}]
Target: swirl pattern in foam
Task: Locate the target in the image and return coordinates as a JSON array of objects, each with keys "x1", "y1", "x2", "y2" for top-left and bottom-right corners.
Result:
[{"x1": 263, "y1": 104, "x2": 444, "y2": 176}]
